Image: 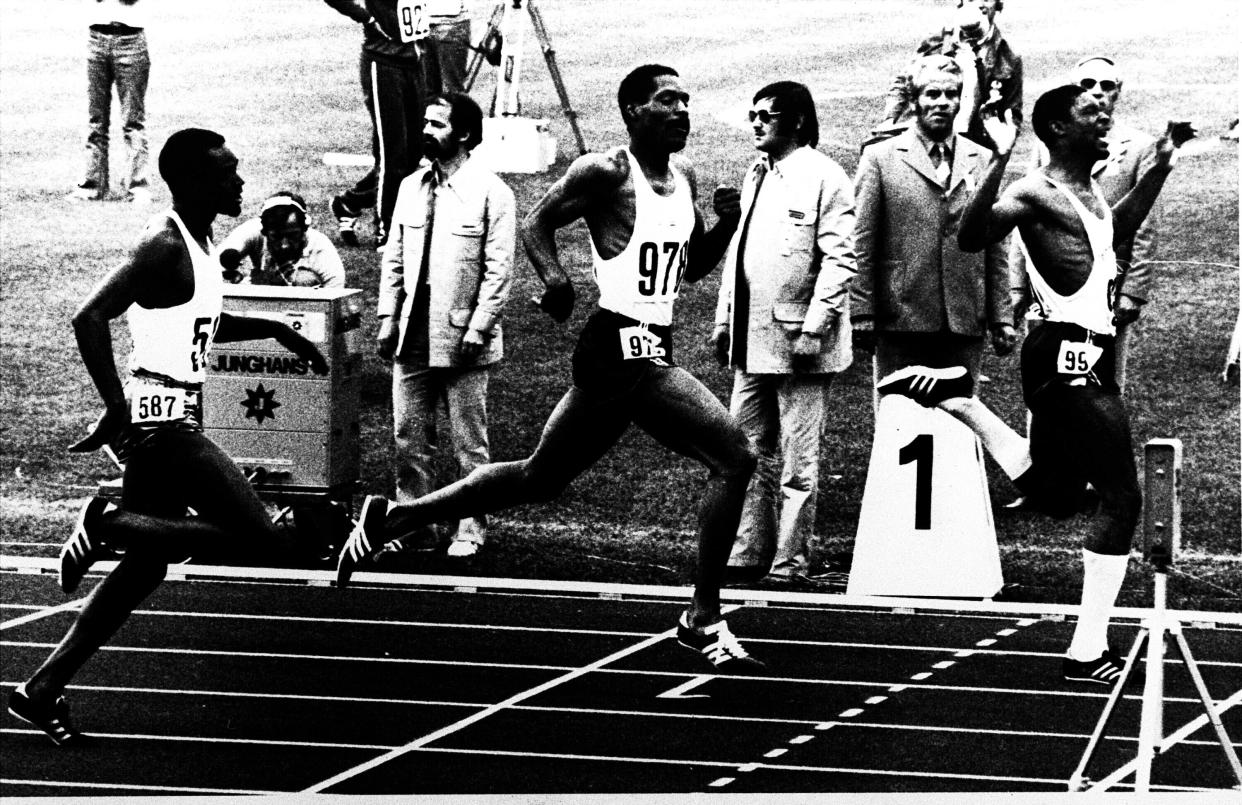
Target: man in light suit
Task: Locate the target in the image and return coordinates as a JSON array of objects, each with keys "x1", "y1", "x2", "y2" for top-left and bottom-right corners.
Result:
[
  {"x1": 1010, "y1": 56, "x2": 1160, "y2": 391},
  {"x1": 711, "y1": 81, "x2": 857, "y2": 587},
  {"x1": 853, "y1": 55, "x2": 1015, "y2": 392},
  {"x1": 377, "y1": 92, "x2": 515, "y2": 559}
]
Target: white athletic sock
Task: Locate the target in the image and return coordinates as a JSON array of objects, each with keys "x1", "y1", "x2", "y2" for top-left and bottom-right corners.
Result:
[
  {"x1": 1067, "y1": 549, "x2": 1130, "y2": 661},
  {"x1": 938, "y1": 397, "x2": 1032, "y2": 479}
]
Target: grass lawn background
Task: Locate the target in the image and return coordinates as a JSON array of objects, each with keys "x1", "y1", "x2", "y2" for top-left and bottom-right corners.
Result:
[{"x1": 1, "y1": 0, "x2": 1238, "y2": 609}]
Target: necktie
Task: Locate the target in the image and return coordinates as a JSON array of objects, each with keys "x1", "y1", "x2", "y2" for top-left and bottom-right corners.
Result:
[
  {"x1": 730, "y1": 163, "x2": 767, "y2": 370},
  {"x1": 930, "y1": 143, "x2": 950, "y2": 188}
]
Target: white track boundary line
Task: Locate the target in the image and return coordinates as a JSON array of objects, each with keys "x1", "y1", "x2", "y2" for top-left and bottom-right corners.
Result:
[
  {"x1": 0, "y1": 641, "x2": 1221, "y2": 704},
  {"x1": 298, "y1": 612, "x2": 705, "y2": 794},
  {"x1": 5, "y1": 555, "x2": 1240, "y2": 626},
  {"x1": 4, "y1": 683, "x2": 1235, "y2": 753},
  {"x1": 1090, "y1": 686, "x2": 1242, "y2": 791},
  {"x1": 0, "y1": 727, "x2": 389, "y2": 751}
]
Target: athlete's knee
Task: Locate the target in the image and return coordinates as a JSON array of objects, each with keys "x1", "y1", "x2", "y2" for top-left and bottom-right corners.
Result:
[
  {"x1": 717, "y1": 437, "x2": 759, "y2": 481},
  {"x1": 516, "y1": 460, "x2": 570, "y2": 504}
]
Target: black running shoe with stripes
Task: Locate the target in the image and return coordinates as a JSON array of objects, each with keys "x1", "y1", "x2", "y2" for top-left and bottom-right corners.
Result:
[
  {"x1": 675, "y1": 611, "x2": 766, "y2": 674},
  {"x1": 1063, "y1": 650, "x2": 1125, "y2": 686},
  {"x1": 876, "y1": 365, "x2": 973, "y2": 406},
  {"x1": 7, "y1": 685, "x2": 89, "y2": 747},
  {"x1": 59, "y1": 497, "x2": 111, "y2": 595},
  {"x1": 331, "y1": 195, "x2": 360, "y2": 247},
  {"x1": 336, "y1": 494, "x2": 388, "y2": 589}
]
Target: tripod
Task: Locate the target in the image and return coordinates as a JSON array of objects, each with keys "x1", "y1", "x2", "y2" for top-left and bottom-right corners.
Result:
[
  {"x1": 464, "y1": 0, "x2": 587, "y2": 156},
  {"x1": 1068, "y1": 440, "x2": 1242, "y2": 792}
]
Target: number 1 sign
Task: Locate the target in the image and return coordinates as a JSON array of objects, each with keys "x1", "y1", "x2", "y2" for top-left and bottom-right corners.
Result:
[{"x1": 847, "y1": 394, "x2": 1004, "y2": 598}]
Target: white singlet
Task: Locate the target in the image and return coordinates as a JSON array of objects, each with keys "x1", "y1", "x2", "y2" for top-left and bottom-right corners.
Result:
[
  {"x1": 1017, "y1": 173, "x2": 1120, "y2": 335},
  {"x1": 590, "y1": 149, "x2": 695, "y2": 326},
  {"x1": 127, "y1": 210, "x2": 223, "y2": 384}
]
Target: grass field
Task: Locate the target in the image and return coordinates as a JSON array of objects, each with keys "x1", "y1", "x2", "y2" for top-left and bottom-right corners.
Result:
[{"x1": 1, "y1": 0, "x2": 1239, "y2": 609}]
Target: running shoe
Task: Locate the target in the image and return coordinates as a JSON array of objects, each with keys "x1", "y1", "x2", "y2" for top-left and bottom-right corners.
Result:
[
  {"x1": 675, "y1": 611, "x2": 766, "y2": 674},
  {"x1": 446, "y1": 539, "x2": 480, "y2": 559},
  {"x1": 59, "y1": 497, "x2": 110, "y2": 595},
  {"x1": 331, "y1": 196, "x2": 360, "y2": 247},
  {"x1": 336, "y1": 494, "x2": 388, "y2": 589},
  {"x1": 1063, "y1": 649, "x2": 1125, "y2": 686},
  {"x1": 876, "y1": 365, "x2": 973, "y2": 406},
  {"x1": 7, "y1": 684, "x2": 88, "y2": 747}
]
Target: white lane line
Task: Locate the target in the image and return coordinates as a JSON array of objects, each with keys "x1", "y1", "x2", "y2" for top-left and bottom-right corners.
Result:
[
  {"x1": 1, "y1": 598, "x2": 85, "y2": 630},
  {"x1": 656, "y1": 675, "x2": 713, "y2": 699},
  {"x1": 2, "y1": 641, "x2": 1220, "y2": 702},
  {"x1": 0, "y1": 727, "x2": 388, "y2": 751},
  {"x1": 708, "y1": 777, "x2": 735, "y2": 787},
  {"x1": 0, "y1": 778, "x2": 280, "y2": 795},
  {"x1": 413, "y1": 745, "x2": 1072, "y2": 787},
  {"x1": 299, "y1": 618, "x2": 691, "y2": 793},
  {"x1": 764, "y1": 748, "x2": 788, "y2": 758},
  {"x1": 789, "y1": 735, "x2": 814, "y2": 745}
]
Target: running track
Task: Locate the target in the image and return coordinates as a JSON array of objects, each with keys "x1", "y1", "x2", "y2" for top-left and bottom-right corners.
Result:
[{"x1": 2, "y1": 563, "x2": 1240, "y2": 796}]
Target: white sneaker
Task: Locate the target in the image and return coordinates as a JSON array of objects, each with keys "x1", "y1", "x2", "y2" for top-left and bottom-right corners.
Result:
[{"x1": 446, "y1": 540, "x2": 480, "y2": 558}]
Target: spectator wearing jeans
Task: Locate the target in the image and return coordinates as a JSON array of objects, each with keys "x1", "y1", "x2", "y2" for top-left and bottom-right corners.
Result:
[
  {"x1": 75, "y1": 0, "x2": 151, "y2": 203},
  {"x1": 711, "y1": 82, "x2": 857, "y2": 588},
  {"x1": 377, "y1": 93, "x2": 515, "y2": 559}
]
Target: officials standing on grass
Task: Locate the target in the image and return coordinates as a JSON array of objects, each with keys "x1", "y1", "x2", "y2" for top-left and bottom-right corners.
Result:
[
  {"x1": 711, "y1": 82, "x2": 857, "y2": 589},
  {"x1": 8, "y1": 129, "x2": 328, "y2": 746},
  {"x1": 376, "y1": 92, "x2": 515, "y2": 561}
]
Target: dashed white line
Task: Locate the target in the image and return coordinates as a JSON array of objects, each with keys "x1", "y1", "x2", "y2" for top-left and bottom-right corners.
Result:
[
  {"x1": 789, "y1": 735, "x2": 814, "y2": 745},
  {"x1": 839, "y1": 708, "x2": 865, "y2": 718},
  {"x1": 764, "y1": 748, "x2": 788, "y2": 758},
  {"x1": 865, "y1": 696, "x2": 888, "y2": 705}
]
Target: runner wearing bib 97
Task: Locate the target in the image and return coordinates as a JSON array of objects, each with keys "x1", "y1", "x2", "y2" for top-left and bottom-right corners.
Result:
[
  {"x1": 6, "y1": 129, "x2": 328, "y2": 746},
  {"x1": 337, "y1": 65, "x2": 766, "y2": 674},
  {"x1": 878, "y1": 85, "x2": 1192, "y2": 686}
]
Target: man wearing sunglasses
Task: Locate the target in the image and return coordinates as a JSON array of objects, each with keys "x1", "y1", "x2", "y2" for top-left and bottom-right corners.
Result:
[
  {"x1": 710, "y1": 82, "x2": 857, "y2": 588},
  {"x1": 1010, "y1": 56, "x2": 1160, "y2": 393}
]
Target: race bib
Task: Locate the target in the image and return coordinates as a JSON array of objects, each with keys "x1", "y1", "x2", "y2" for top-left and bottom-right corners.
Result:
[
  {"x1": 1057, "y1": 340, "x2": 1102, "y2": 375},
  {"x1": 129, "y1": 380, "x2": 196, "y2": 424},
  {"x1": 396, "y1": 0, "x2": 429, "y2": 43},
  {"x1": 618, "y1": 325, "x2": 666, "y2": 360}
]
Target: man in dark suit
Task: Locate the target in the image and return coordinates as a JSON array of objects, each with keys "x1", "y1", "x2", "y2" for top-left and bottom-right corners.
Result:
[
  {"x1": 853, "y1": 55, "x2": 1015, "y2": 391},
  {"x1": 874, "y1": 0, "x2": 1022, "y2": 150}
]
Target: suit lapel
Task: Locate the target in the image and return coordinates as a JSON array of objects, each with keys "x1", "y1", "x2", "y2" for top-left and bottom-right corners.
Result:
[{"x1": 898, "y1": 130, "x2": 943, "y2": 188}]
